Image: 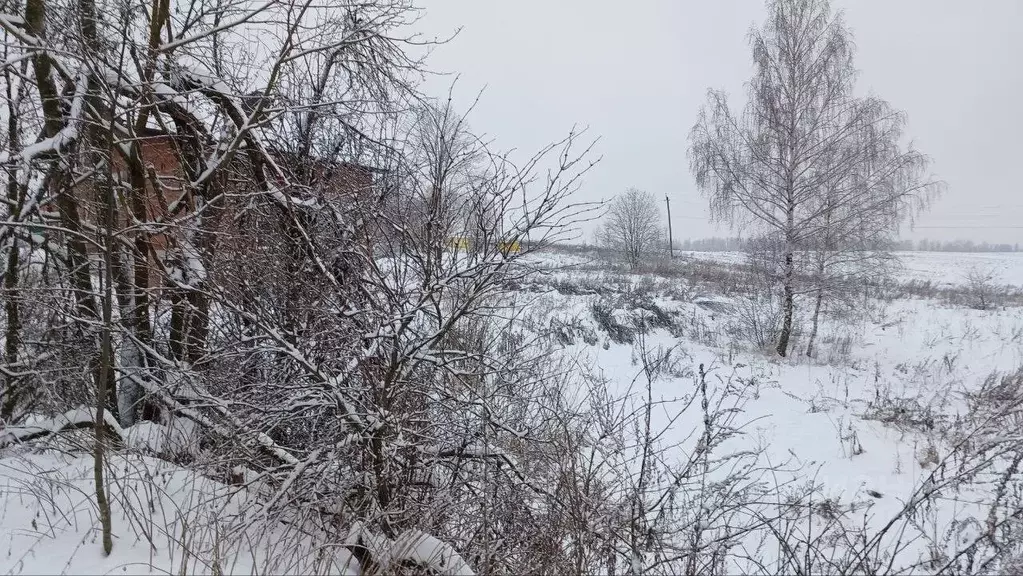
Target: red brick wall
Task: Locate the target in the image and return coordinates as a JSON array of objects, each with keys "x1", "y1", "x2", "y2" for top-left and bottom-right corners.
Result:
[{"x1": 62, "y1": 132, "x2": 376, "y2": 292}]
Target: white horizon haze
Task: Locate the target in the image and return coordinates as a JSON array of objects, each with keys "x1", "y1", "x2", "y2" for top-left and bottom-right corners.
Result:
[{"x1": 413, "y1": 0, "x2": 1023, "y2": 247}]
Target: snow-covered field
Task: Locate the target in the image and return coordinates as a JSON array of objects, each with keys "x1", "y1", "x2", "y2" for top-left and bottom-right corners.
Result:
[
  {"x1": 518, "y1": 248, "x2": 1023, "y2": 571},
  {"x1": 895, "y1": 251, "x2": 1023, "y2": 287},
  {"x1": 681, "y1": 250, "x2": 1023, "y2": 288},
  {"x1": 3, "y1": 249, "x2": 1023, "y2": 574}
]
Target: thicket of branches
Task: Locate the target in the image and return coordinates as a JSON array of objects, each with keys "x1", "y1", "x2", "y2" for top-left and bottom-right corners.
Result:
[
  {"x1": 0, "y1": 0, "x2": 824, "y2": 573},
  {"x1": 2, "y1": 0, "x2": 1020, "y2": 574},
  {"x1": 0, "y1": 0, "x2": 621, "y2": 571}
]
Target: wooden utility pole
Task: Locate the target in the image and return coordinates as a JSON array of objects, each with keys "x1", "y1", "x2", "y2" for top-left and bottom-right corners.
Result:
[{"x1": 665, "y1": 195, "x2": 674, "y2": 258}]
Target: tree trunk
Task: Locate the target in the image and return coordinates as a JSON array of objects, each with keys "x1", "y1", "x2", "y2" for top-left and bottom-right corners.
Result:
[
  {"x1": 185, "y1": 194, "x2": 217, "y2": 366},
  {"x1": 169, "y1": 292, "x2": 188, "y2": 361},
  {"x1": 94, "y1": 196, "x2": 114, "y2": 556},
  {"x1": 110, "y1": 249, "x2": 148, "y2": 424},
  {"x1": 806, "y1": 287, "x2": 823, "y2": 358},
  {"x1": 26, "y1": 0, "x2": 98, "y2": 321},
  {"x1": 2, "y1": 237, "x2": 21, "y2": 421},
  {"x1": 166, "y1": 115, "x2": 221, "y2": 369},
  {"x1": 776, "y1": 249, "x2": 795, "y2": 357},
  {"x1": 95, "y1": 62, "x2": 116, "y2": 555},
  {"x1": 2, "y1": 74, "x2": 24, "y2": 421},
  {"x1": 120, "y1": 148, "x2": 156, "y2": 423}
]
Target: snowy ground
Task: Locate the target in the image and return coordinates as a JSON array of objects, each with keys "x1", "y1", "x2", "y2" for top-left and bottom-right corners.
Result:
[
  {"x1": 520, "y1": 248, "x2": 1023, "y2": 571},
  {"x1": 680, "y1": 250, "x2": 1023, "y2": 288},
  {"x1": 0, "y1": 451, "x2": 360, "y2": 575},
  {"x1": 3, "y1": 249, "x2": 1022, "y2": 574}
]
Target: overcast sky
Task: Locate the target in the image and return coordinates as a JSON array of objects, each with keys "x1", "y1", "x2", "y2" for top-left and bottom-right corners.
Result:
[{"x1": 414, "y1": 0, "x2": 1023, "y2": 245}]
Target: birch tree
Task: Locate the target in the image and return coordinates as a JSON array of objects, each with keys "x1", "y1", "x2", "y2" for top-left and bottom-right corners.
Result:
[{"x1": 688, "y1": 0, "x2": 939, "y2": 356}]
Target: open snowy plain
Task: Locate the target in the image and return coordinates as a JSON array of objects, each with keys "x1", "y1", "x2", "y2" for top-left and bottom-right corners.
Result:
[
  {"x1": 514, "y1": 248, "x2": 1023, "y2": 572},
  {"x1": 2, "y1": 248, "x2": 1023, "y2": 574}
]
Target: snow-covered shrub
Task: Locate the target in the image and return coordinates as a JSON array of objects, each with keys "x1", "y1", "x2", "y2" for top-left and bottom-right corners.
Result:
[
  {"x1": 549, "y1": 316, "x2": 599, "y2": 346},
  {"x1": 963, "y1": 367, "x2": 1023, "y2": 435},
  {"x1": 965, "y1": 265, "x2": 1004, "y2": 310},
  {"x1": 862, "y1": 393, "x2": 941, "y2": 432},
  {"x1": 591, "y1": 300, "x2": 636, "y2": 344},
  {"x1": 727, "y1": 286, "x2": 786, "y2": 350},
  {"x1": 819, "y1": 332, "x2": 855, "y2": 363},
  {"x1": 681, "y1": 258, "x2": 746, "y2": 296},
  {"x1": 571, "y1": 350, "x2": 808, "y2": 574},
  {"x1": 123, "y1": 418, "x2": 200, "y2": 462},
  {"x1": 917, "y1": 366, "x2": 1023, "y2": 574}
]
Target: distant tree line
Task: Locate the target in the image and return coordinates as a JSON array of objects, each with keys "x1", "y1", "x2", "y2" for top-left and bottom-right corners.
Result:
[
  {"x1": 908, "y1": 239, "x2": 1020, "y2": 252},
  {"x1": 680, "y1": 237, "x2": 1020, "y2": 253},
  {"x1": 679, "y1": 237, "x2": 746, "y2": 252}
]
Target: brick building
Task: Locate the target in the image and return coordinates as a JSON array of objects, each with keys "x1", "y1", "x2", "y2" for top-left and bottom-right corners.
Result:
[{"x1": 53, "y1": 127, "x2": 376, "y2": 288}]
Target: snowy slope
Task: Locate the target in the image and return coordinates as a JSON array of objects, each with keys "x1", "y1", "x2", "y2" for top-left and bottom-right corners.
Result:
[
  {"x1": 523, "y1": 253, "x2": 1023, "y2": 571},
  {"x1": 2, "y1": 249, "x2": 1021, "y2": 574},
  {"x1": 0, "y1": 452, "x2": 359, "y2": 575}
]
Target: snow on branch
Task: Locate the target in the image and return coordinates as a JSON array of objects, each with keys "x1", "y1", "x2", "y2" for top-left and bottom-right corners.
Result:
[
  {"x1": 158, "y1": 1, "x2": 276, "y2": 53},
  {"x1": 0, "y1": 68, "x2": 88, "y2": 166},
  {"x1": 386, "y1": 530, "x2": 476, "y2": 576},
  {"x1": 0, "y1": 407, "x2": 124, "y2": 448},
  {"x1": 345, "y1": 522, "x2": 476, "y2": 576}
]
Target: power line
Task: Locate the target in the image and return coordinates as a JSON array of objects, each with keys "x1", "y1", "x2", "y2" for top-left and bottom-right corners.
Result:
[
  {"x1": 919, "y1": 214, "x2": 1023, "y2": 219},
  {"x1": 914, "y1": 225, "x2": 1023, "y2": 229}
]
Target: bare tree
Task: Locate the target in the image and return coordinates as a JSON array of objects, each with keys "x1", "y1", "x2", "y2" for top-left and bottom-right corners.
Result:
[
  {"x1": 400, "y1": 95, "x2": 492, "y2": 259},
  {"x1": 688, "y1": 0, "x2": 940, "y2": 356},
  {"x1": 598, "y1": 188, "x2": 663, "y2": 271}
]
